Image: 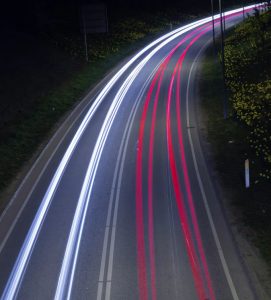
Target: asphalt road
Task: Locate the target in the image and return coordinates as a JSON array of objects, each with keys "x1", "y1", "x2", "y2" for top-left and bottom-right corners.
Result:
[{"x1": 0, "y1": 5, "x2": 265, "y2": 300}]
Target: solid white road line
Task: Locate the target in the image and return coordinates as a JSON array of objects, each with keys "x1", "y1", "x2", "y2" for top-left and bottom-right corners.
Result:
[{"x1": 186, "y1": 38, "x2": 239, "y2": 300}]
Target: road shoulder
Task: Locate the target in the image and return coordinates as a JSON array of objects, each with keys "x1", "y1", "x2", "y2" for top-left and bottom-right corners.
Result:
[{"x1": 196, "y1": 47, "x2": 271, "y2": 299}]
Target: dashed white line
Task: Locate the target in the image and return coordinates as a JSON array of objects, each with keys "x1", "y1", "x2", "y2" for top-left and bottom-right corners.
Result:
[{"x1": 97, "y1": 62, "x2": 163, "y2": 300}]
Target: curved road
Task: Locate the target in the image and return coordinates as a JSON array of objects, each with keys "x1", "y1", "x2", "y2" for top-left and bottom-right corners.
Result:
[{"x1": 0, "y1": 5, "x2": 265, "y2": 300}]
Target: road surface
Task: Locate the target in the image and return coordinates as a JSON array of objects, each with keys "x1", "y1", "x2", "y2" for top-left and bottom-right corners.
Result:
[{"x1": 0, "y1": 4, "x2": 265, "y2": 300}]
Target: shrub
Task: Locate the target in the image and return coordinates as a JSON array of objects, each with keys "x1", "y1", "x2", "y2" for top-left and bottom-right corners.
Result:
[{"x1": 224, "y1": 10, "x2": 271, "y2": 180}]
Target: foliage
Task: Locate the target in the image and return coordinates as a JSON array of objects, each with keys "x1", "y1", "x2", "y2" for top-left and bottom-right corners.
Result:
[
  {"x1": 224, "y1": 10, "x2": 271, "y2": 180},
  {"x1": 45, "y1": 13, "x2": 186, "y2": 62}
]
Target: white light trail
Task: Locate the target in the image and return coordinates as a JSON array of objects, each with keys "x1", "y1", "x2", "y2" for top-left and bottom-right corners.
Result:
[
  {"x1": 1, "y1": 16, "x2": 213, "y2": 300},
  {"x1": 54, "y1": 20, "x2": 214, "y2": 300},
  {"x1": 1, "y1": 4, "x2": 262, "y2": 299},
  {"x1": 55, "y1": 5, "x2": 260, "y2": 298}
]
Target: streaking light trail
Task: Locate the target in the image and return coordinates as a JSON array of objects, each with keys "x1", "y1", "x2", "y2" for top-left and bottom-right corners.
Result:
[
  {"x1": 135, "y1": 24, "x2": 211, "y2": 300},
  {"x1": 2, "y1": 15, "x2": 212, "y2": 300},
  {"x1": 54, "y1": 19, "x2": 217, "y2": 300},
  {"x1": 1, "y1": 4, "x2": 262, "y2": 300}
]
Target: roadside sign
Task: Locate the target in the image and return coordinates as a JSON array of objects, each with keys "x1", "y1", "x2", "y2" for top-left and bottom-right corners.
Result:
[
  {"x1": 80, "y1": 3, "x2": 108, "y2": 34},
  {"x1": 80, "y1": 3, "x2": 108, "y2": 62}
]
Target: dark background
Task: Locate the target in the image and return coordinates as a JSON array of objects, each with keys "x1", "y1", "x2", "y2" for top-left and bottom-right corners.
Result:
[{"x1": 1, "y1": 0, "x2": 245, "y2": 33}]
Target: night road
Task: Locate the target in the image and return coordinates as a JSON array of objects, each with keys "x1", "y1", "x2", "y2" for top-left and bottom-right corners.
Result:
[{"x1": 0, "y1": 5, "x2": 265, "y2": 300}]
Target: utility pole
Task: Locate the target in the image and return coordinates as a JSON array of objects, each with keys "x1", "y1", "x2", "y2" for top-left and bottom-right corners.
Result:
[
  {"x1": 211, "y1": 0, "x2": 215, "y2": 48},
  {"x1": 219, "y1": 0, "x2": 227, "y2": 119}
]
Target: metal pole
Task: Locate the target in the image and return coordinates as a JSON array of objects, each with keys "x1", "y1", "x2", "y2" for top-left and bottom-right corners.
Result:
[
  {"x1": 219, "y1": 0, "x2": 227, "y2": 119},
  {"x1": 105, "y1": 6, "x2": 109, "y2": 33},
  {"x1": 211, "y1": 0, "x2": 215, "y2": 47},
  {"x1": 83, "y1": 14, "x2": 89, "y2": 62},
  {"x1": 219, "y1": 0, "x2": 224, "y2": 57}
]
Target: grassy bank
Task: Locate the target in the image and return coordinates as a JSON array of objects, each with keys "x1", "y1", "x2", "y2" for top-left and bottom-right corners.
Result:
[{"x1": 200, "y1": 12, "x2": 271, "y2": 269}]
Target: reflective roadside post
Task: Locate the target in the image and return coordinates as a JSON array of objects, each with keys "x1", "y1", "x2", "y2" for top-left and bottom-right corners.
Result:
[{"x1": 245, "y1": 159, "x2": 250, "y2": 188}]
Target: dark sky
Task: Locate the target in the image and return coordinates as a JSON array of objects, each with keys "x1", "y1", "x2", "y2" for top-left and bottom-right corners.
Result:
[
  {"x1": 1, "y1": 0, "x2": 244, "y2": 32},
  {"x1": 3, "y1": 0, "x2": 212, "y2": 19}
]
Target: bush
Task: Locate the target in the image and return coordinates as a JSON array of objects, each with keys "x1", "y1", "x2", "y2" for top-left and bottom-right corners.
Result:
[{"x1": 224, "y1": 10, "x2": 271, "y2": 180}]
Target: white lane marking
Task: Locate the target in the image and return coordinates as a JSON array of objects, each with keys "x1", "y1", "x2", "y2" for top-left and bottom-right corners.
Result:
[
  {"x1": 55, "y1": 21, "x2": 223, "y2": 300},
  {"x1": 96, "y1": 63, "x2": 160, "y2": 300},
  {"x1": 105, "y1": 282, "x2": 111, "y2": 300},
  {"x1": 185, "y1": 38, "x2": 239, "y2": 299}
]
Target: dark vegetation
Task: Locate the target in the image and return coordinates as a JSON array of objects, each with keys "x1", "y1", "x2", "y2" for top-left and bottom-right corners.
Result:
[
  {"x1": 0, "y1": 0, "x2": 256, "y2": 197},
  {"x1": 0, "y1": 4, "x2": 200, "y2": 199},
  {"x1": 0, "y1": 0, "x2": 267, "y2": 203},
  {"x1": 200, "y1": 9, "x2": 271, "y2": 268},
  {"x1": 225, "y1": 9, "x2": 271, "y2": 181}
]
